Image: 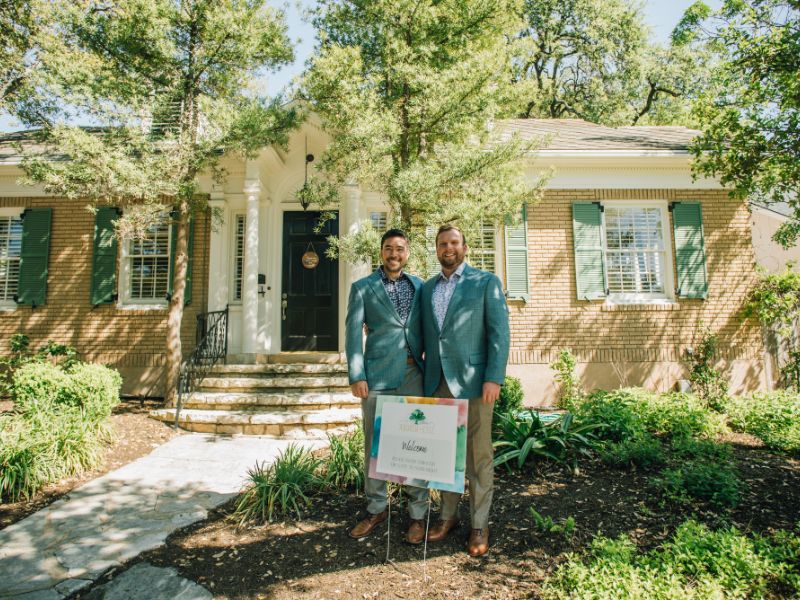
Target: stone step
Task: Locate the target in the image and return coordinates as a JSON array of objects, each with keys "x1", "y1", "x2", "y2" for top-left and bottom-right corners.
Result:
[
  {"x1": 182, "y1": 391, "x2": 359, "y2": 411},
  {"x1": 226, "y1": 353, "x2": 345, "y2": 365},
  {"x1": 209, "y1": 363, "x2": 348, "y2": 376},
  {"x1": 150, "y1": 407, "x2": 360, "y2": 439},
  {"x1": 198, "y1": 375, "x2": 350, "y2": 392}
]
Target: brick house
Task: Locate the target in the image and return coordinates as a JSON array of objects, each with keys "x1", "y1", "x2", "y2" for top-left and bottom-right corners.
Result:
[{"x1": 0, "y1": 119, "x2": 767, "y2": 409}]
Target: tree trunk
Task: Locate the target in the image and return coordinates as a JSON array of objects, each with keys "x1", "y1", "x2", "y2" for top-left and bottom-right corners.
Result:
[{"x1": 164, "y1": 201, "x2": 190, "y2": 406}]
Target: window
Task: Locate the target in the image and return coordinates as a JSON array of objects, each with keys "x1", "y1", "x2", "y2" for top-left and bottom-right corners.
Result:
[
  {"x1": 232, "y1": 213, "x2": 246, "y2": 301},
  {"x1": 126, "y1": 215, "x2": 171, "y2": 303},
  {"x1": 370, "y1": 211, "x2": 387, "y2": 271},
  {"x1": 469, "y1": 220, "x2": 498, "y2": 274},
  {"x1": 0, "y1": 213, "x2": 23, "y2": 303},
  {"x1": 602, "y1": 203, "x2": 672, "y2": 302}
]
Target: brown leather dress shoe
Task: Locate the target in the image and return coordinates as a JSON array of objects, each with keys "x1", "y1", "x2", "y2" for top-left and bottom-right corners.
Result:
[
  {"x1": 348, "y1": 510, "x2": 388, "y2": 539},
  {"x1": 405, "y1": 519, "x2": 426, "y2": 545},
  {"x1": 467, "y1": 527, "x2": 490, "y2": 557},
  {"x1": 426, "y1": 518, "x2": 459, "y2": 543}
]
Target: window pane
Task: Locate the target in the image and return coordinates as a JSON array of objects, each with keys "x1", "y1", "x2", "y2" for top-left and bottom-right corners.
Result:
[
  {"x1": 0, "y1": 215, "x2": 22, "y2": 301},
  {"x1": 129, "y1": 216, "x2": 171, "y2": 300},
  {"x1": 469, "y1": 220, "x2": 496, "y2": 274},
  {"x1": 605, "y1": 206, "x2": 665, "y2": 295}
]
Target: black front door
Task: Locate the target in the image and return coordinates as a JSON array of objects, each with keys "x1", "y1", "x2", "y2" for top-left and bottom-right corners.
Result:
[{"x1": 281, "y1": 211, "x2": 339, "y2": 351}]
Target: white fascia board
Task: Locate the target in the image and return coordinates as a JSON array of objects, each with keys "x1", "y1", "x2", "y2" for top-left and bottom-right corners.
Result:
[{"x1": 526, "y1": 152, "x2": 724, "y2": 190}]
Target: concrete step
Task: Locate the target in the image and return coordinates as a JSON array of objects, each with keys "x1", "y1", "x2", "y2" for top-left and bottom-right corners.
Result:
[
  {"x1": 150, "y1": 407, "x2": 361, "y2": 439},
  {"x1": 182, "y1": 391, "x2": 360, "y2": 411},
  {"x1": 209, "y1": 363, "x2": 348, "y2": 376},
  {"x1": 198, "y1": 375, "x2": 350, "y2": 392},
  {"x1": 226, "y1": 353, "x2": 346, "y2": 365}
]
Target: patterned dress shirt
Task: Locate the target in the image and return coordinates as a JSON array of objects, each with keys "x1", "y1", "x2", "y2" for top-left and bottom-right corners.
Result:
[
  {"x1": 432, "y1": 261, "x2": 466, "y2": 330},
  {"x1": 379, "y1": 266, "x2": 414, "y2": 323}
]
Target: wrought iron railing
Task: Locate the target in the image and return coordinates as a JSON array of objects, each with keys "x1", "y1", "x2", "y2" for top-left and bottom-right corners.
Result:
[{"x1": 174, "y1": 306, "x2": 229, "y2": 427}]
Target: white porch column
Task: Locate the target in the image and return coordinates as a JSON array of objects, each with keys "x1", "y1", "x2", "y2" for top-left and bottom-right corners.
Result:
[
  {"x1": 242, "y1": 178, "x2": 261, "y2": 356},
  {"x1": 343, "y1": 181, "x2": 369, "y2": 285},
  {"x1": 207, "y1": 185, "x2": 229, "y2": 312}
]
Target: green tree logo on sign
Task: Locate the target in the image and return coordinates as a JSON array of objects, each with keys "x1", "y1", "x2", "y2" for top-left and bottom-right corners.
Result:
[{"x1": 409, "y1": 409, "x2": 426, "y2": 424}]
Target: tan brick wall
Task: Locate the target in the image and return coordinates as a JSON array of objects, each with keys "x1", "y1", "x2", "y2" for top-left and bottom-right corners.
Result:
[
  {"x1": 0, "y1": 197, "x2": 210, "y2": 396},
  {"x1": 509, "y1": 189, "x2": 766, "y2": 405}
]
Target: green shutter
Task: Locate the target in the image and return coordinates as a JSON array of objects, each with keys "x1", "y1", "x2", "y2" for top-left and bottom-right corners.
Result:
[
  {"x1": 167, "y1": 214, "x2": 194, "y2": 305},
  {"x1": 90, "y1": 207, "x2": 119, "y2": 305},
  {"x1": 504, "y1": 204, "x2": 530, "y2": 301},
  {"x1": 572, "y1": 202, "x2": 606, "y2": 300},
  {"x1": 16, "y1": 208, "x2": 52, "y2": 307},
  {"x1": 672, "y1": 202, "x2": 708, "y2": 299}
]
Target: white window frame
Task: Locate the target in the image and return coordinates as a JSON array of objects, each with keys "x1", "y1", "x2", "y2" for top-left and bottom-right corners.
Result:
[
  {"x1": 230, "y1": 211, "x2": 246, "y2": 304},
  {"x1": 601, "y1": 200, "x2": 675, "y2": 305},
  {"x1": 118, "y1": 213, "x2": 171, "y2": 308},
  {"x1": 468, "y1": 220, "x2": 500, "y2": 276},
  {"x1": 0, "y1": 208, "x2": 24, "y2": 310},
  {"x1": 369, "y1": 210, "x2": 388, "y2": 271}
]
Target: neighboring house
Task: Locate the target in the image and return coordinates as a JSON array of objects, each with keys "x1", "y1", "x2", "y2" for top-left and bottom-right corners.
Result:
[
  {"x1": 750, "y1": 201, "x2": 800, "y2": 273},
  {"x1": 0, "y1": 118, "x2": 767, "y2": 405}
]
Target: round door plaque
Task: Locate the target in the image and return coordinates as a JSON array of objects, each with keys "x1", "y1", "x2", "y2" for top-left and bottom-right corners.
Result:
[{"x1": 302, "y1": 244, "x2": 320, "y2": 269}]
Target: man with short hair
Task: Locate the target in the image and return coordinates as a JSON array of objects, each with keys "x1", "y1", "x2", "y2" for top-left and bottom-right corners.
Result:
[
  {"x1": 421, "y1": 224, "x2": 510, "y2": 557},
  {"x1": 345, "y1": 228, "x2": 429, "y2": 544}
]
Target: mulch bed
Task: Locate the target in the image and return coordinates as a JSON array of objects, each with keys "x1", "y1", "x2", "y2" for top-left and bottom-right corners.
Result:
[
  {"x1": 0, "y1": 399, "x2": 181, "y2": 531},
  {"x1": 76, "y1": 432, "x2": 800, "y2": 600}
]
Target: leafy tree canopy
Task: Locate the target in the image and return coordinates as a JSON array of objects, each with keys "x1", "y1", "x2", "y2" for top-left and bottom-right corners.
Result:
[
  {"x1": 514, "y1": 0, "x2": 711, "y2": 126},
  {"x1": 685, "y1": 0, "x2": 800, "y2": 246},
  {"x1": 300, "y1": 0, "x2": 546, "y2": 273},
  {"x1": 11, "y1": 0, "x2": 300, "y2": 400}
]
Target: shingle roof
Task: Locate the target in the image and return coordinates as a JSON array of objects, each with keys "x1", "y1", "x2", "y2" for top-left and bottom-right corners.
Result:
[{"x1": 497, "y1": 119, "x2": 699, "y2": 152}]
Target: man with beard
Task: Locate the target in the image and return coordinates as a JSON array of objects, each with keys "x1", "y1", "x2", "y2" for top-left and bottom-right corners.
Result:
[
  {"x1": 421, "y1": 224, "x2": 510, "y2": 557},
  {"x1": 344, "y1": 229, "x2": 429, "y2": 544}
]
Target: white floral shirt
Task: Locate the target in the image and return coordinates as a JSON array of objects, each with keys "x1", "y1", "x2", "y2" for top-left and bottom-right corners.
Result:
[{"x1": 432, "y1": 261, "x2": 466, "y2": 330}]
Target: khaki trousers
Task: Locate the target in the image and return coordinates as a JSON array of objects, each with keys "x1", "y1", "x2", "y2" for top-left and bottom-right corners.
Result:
[
  {"x1": 362, "y1": 364, "x2": 429, "y2": 519},
  {"x1": 434, "y1": 375, "x2": 494, "y2": 529}
]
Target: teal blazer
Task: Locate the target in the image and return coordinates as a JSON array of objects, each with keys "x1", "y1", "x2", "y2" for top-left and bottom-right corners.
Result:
[
  {"x1": 421, "y1": 264, "x2": 510, "y2": 399},
  {"x1": 345, "y1": 270, "x2": 424, "y2": 391}
]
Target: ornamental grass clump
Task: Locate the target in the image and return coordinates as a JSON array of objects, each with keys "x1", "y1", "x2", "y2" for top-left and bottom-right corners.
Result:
[
  {"x1": 542, "y1": 520, "x2": 800, "y2": 599},
  {"x1": 322, "y1": 424, "x2": 365, "y2": 492},
  {"x1": 234, "y1": 444, "x2": 322, "y2": 524}
]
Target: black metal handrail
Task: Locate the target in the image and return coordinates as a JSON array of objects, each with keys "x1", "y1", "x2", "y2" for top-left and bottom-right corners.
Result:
[{"x1": 174, "y1": 306, "x2": 229, "y2": 426}]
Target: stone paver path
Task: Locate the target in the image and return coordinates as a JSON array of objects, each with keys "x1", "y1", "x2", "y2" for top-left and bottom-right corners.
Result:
[{"x1": 0, "y1": 434, "x2": 322, "y2": 599}]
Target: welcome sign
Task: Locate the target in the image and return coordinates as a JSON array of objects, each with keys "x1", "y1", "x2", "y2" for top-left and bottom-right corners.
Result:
[{"x1": 369, "y1": 395, "x2": 468, "y2": 493}]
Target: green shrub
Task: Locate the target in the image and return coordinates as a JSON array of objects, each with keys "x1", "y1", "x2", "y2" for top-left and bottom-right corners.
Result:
[
  {"x1": 0, "y1": 334, "x2": 79, "y2": 397},
  {"x1": 684, "y1": 327, "x2": 729, "y2": 411},
  {"x1": 655, "y1": 459, "x2": 740, "y2": 509},
  {"x1": 493, "y1": 411, "x2": 600, "y2": 473},
  {"x1": 234, "y1": 444, "x2": 322, "y2": 524},
  {"x1": 727, "y1": 392, "x2": 800, "y2": 455},
  {"x1": 530, "y1": 507, "x2": 576, "y2": 539},
  {"x1": 543, "y1": 520, "x2": 800, "y2": 599},
  {"x1": 600, "y1": 433, "x2": 666, "y2": 470},
  {"x1": 494, "y1": 375, "x2": 524, "y2": 420},
  {"x1": 550, "y1": 349, "x2": 583, "y2": 410},
  {"x1": 574, "y1": 389, "x2": 726, "y2": 444},
  {"x1": 322, "y1": 424, "x2": 364, "y2": 491},
  {"x1": 0, "y1": 361, "x2": 121, "y2": 502}
]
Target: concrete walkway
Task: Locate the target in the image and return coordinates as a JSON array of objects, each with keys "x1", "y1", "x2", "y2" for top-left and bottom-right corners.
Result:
[{"x1": 0, "y1": 434, "x2": 323, "y2": 599}]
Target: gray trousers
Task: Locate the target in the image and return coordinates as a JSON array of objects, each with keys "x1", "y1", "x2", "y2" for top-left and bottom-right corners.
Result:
[
  {"x1": 362, "y1": 364, "x2": 429, "y2": 519},
  {"x1": 434, "y1": 376, "x2": 494, "y2": 529}
]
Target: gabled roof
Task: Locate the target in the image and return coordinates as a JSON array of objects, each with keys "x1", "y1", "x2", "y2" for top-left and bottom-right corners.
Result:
[{"x1": 497, "y1": 119, "x2": 699, "y2": 153}]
